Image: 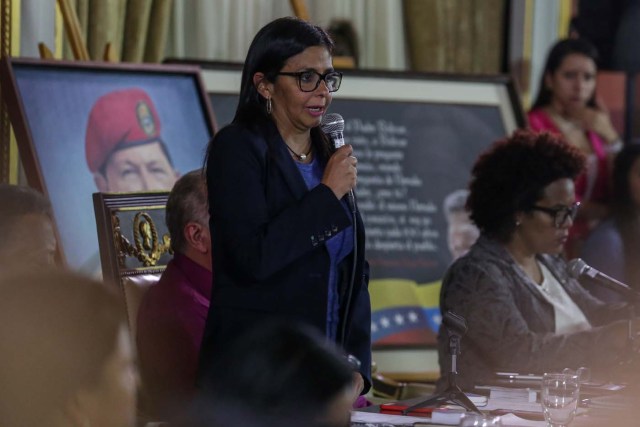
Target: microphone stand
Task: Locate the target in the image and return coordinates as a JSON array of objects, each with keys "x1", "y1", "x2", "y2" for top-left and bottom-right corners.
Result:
[
  {"x1": 625, "y1": 304, "x2": 638, "y2": 364},
  {"x1": 401, "y1": 327, "x2": 481, "y2": 415}
]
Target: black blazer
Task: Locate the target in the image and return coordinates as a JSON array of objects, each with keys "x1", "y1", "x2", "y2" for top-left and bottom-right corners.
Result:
[{"x1": 198, "y1": 119, "x2": 371, "y2": 392}]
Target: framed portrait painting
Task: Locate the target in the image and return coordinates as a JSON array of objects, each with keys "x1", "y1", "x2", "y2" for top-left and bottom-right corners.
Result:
[{"x1": 0, "y1": 57, "x2": 215, "y2": 275}]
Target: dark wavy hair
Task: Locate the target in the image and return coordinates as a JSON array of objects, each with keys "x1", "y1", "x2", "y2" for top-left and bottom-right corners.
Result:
[
  {"x1": 531, "y1": 38, "x2": 600, "y2": 111},
  {"x1": 611, "y1": 143, "x2": 640, "y2": 287},
  {"x1": 467, "y1": 130, "x2": 585, "y2": 242}
]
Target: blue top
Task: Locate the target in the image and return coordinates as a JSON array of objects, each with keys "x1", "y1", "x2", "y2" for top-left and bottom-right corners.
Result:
[{"x1": 296, "y1": 157, "x2": 354, "y2": 340}]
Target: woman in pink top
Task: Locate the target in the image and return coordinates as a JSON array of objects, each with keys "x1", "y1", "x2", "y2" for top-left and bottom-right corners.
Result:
[{"x1": 528, "y1": 38, "x2": 622, "y2": 257}]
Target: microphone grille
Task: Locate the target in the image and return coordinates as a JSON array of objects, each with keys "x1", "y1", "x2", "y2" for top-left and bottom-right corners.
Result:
[
  {"x1": 567, "y1": 258, "x2": 587, "y2": 279},
  {"x1": 442, "y1": 310, "x2": 468, "y2": 335},
  {"x1": 321, "y1": 113, "x2": 344, "y2": 134}
]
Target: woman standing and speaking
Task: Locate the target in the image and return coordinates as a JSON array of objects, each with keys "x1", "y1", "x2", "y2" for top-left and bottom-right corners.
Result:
[{"x1": 198, "y1": 17, "x2": 371, "y2": 399}]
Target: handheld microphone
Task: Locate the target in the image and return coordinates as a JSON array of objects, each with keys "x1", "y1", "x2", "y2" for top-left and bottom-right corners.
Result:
[
  {"x1": 323, "y1": 114, "x2": 358, "y2": 347},
  {"x1": 321, "y1": 113, "x2": 345, "y2": 148},
  {"x1": 321, "y1": 113, "x2": 355, "y2": 212},
  {"x1": 567, "y1": 258, "x2": 639, "y2": 300}
]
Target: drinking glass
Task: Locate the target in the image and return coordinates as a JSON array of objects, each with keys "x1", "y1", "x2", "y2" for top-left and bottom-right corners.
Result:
[
  {"x1": 458, "y1": 413, "x2": 502, "y2": 426},
  {"x1": 541, "y1": 372, "x2": 580, "y2": 426},
  {"x1": 562, "y1": 366, "x2": 591, "y2": 384}
]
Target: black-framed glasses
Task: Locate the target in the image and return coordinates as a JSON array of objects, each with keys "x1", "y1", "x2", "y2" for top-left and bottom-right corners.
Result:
[
  {"x1": 277, "y1": 70, "x2": 343, "y2": 92},
  {"x1": 530, "y1": 202, "x2": 581, "y2": 228}
]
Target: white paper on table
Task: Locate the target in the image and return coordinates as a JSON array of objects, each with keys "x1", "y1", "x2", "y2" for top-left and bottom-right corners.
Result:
[
  {"x1": 484, "y1": 398, "x2": 588, "y2": 418},
  {"x1": 351, "y1": 411, "x2": 433, "y2": 425},
  {"x1": 484, "y1": 398, "x2": 543, "y2": 413},
  {"x1": 497, "y1": 414, "x2": 547, "y2": 427},
  {"x1": 350, "y1": 410, "x2": 561, "y2": 427}
]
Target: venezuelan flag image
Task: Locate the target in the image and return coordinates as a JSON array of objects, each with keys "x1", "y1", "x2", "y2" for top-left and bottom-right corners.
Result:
[{"x1": 370, "y1": 278, "x2": 442, "y2": 346}]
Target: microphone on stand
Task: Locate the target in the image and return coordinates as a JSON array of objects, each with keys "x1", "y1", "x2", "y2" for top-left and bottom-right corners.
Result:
[
  {"x1": 568, "y1": 258, "x2": 632, "y2": 290},
  {"x1": 443, "y1": 310, "x2": 468, "y2": 336},
  {"x1": 321, "y1": 113, "x2": 355, "y2": 213},
  {"x1": 567, "y1": 258, "x2": 639, "y2": 301},
  {"x1": 568, "y1": 259, "x2": 640, "y2": 359}
]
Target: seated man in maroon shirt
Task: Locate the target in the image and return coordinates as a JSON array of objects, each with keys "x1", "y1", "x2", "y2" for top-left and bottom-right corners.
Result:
[{"x1": 136, "y1": 170, "x2": 212, "y2": 420}]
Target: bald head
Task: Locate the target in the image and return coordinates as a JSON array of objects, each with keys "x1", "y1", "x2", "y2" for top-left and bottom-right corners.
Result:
[{"x1": 165, "y1": 170, "x2": 211, "y2": 271}]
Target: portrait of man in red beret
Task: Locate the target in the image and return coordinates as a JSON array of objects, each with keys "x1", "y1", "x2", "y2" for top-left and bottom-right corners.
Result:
[
  {"x1": 86, "y1": 88, "x2": 180, "y2": 192},
  {"x1": 3, "y1": 63, "x2": 212, "y2": 274}
]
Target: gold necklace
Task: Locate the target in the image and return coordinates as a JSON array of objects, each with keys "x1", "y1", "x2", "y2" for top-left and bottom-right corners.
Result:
[{"x1": 285, "y1": 142, "x2": 312, "y2": 161}]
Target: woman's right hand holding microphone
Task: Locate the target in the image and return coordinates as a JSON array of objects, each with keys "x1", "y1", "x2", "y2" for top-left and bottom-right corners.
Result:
[{"x1": 322, "y1": 144, "x2": 358, "y2": 200}]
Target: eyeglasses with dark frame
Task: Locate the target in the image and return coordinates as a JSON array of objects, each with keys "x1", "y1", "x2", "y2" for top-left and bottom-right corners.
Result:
[
  {"x1": 530, "y1": 202, "x2": 581, "y2": 228},
  {"x1": 276, "y1": 70, "x2": 343, "y2": 92}
]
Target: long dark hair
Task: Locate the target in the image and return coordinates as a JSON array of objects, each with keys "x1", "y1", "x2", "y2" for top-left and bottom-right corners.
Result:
[
  {"x1": 234, "y1": 16, "x2": 333, "y2": 125},
  {"x1": 612, "y1": 143, "x2": 640, "y2": 288},
  {"x1": 531, "y1": 38, "x2": 600, "y2": 111}
]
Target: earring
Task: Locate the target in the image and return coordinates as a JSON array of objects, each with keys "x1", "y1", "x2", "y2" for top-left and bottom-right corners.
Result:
[
  {"x1": 266, "y1": 97, "x2": 272, "y2": 114},
  {"x1": 515, "y1": 220, "x2": 521, "y2": 226}
]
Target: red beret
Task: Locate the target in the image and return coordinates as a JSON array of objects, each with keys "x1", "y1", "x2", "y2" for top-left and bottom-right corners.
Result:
[{"x1": 85, "y1": 88, "x2": 162, "y2": 173}]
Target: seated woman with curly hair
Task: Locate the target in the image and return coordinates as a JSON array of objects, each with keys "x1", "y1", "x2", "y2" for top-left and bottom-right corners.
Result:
[{"x1": 437, "y1": 130, "x2": 632, "y2": 391}]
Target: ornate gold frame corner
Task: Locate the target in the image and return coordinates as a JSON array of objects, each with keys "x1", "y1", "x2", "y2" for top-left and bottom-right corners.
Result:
[{"x1": 0, "y1": 0, "x2": 19, "y2": 184}]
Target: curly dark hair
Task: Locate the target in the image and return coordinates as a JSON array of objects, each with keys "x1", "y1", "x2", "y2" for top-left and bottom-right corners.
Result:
[{"x1": 467, "y1": 130, "x2": 585, "y2": 242}]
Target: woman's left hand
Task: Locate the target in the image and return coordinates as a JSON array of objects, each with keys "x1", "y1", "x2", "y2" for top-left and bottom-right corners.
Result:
[
  {"x1": 351, "y1": 372, "x2": 365, "y2": 401},
  {"x1": 578, "y1": 107, "x2": 619, "y2": 144}
]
